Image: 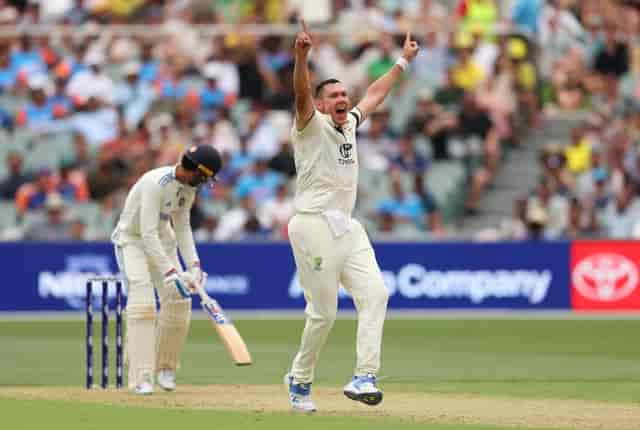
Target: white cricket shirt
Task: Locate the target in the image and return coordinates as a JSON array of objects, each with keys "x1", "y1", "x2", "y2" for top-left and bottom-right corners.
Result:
[{"x1": 112, "y1": 166, "x2": 199, "y2": 275}]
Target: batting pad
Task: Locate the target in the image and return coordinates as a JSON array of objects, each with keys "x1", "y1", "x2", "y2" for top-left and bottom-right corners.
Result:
[
  {"x1": 126, "y1": 303, "x2": 156, "y2": 389},
  {"x1": 155, "y1": 298, "x2": 191, "y2": 372}
]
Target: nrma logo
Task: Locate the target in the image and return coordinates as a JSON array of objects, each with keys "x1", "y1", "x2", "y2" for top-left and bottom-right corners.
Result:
[
  {"x1": 289, "y1": 263, "x2": 552, "y2": 304},
  {"x1": 38, "y1": 254, "x2": 120, "y2": 309}
]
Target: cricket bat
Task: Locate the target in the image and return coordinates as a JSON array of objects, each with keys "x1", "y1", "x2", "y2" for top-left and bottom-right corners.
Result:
[{"x1": 194, "y1": 273, "x2": 252, "y2": 366}]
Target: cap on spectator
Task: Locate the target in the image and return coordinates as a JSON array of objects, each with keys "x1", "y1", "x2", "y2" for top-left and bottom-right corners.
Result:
[
  {"x1": 526, "y1": 205, "x2": 548, "y2": 225},
  {"x1": 454, "y1": 32, "x2": 473, "y2": 49},
  {"x1": 203, "y1": 62, "x2": 223, "y2": 80},
  {"x1": 44, "y1": 193, "x2": 65, "y2": 211},
  {"x1": 417, "y1": 88, "x2": 434, "y2": 101},
  {"x1": 592, "y1": 167, "x2": 608, "y2": 183},
  {"x1": 84, "y1": 51, "x2": 105, "y2": 66},
  {"x1": 28, "y1": 74, "x2": 48, "y2": 91},
  {"x1": 508, "y1": 38, "x2": 527, "y2": 60},
  {"x1": 123, "y1": 61, "x2": 141, "y2": 76}
]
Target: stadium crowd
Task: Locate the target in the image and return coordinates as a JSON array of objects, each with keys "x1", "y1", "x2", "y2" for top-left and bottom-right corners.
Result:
[
  {"x1": 1, "y1": 0, "x2": 632, "y2": 242},
  {"x1": 480, "y1": 0, "x2": 640, "y2": 240}
]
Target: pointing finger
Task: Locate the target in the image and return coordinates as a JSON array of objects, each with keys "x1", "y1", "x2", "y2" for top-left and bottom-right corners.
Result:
[
  {"x1": 301, "y1": 19, "x2": 310, "y2": 35},
  {"x1": 405, "y1": 30, "x2": 411, "y2": 46}
]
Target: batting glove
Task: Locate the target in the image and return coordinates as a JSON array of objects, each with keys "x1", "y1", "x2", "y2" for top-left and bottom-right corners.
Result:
[
  {"x1": 189, "y1": 261, "x2": 207, "y2": 287},
  {"x1": 164, "y1": 269, "x2": 191, "y2": 298}
]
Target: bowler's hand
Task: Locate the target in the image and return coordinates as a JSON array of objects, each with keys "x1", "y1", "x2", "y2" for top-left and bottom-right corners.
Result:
[
  {"x1": 402, "y1": 31, "x2": 420, "y2": 62},
  {"x1": 295, "y1": 20, "x2": 313, "y2": 56}
]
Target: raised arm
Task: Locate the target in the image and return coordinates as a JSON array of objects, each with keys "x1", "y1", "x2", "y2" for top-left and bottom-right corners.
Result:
[
  {"x1": 356, "y1": 31, "x2": 420, "y2": 121},
  {"x1": 293, "y1": 20, "x2": 315, "y2": 130}
]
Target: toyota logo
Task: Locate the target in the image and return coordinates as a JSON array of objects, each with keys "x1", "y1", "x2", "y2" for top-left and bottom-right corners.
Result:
[{"x1": 572, "y1": 253, "x2": 639, "y2": 302}]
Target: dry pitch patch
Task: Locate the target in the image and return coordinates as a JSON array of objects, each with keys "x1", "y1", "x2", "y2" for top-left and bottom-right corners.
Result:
[{"x1": 0, "y1": 385, "x2": 637, "y2": 430}]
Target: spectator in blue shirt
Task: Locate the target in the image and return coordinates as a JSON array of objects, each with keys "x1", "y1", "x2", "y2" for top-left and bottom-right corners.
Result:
[
  {"x1": 139, "y1": 43, "x2": 159, "y2": 82},
  {"x1": 377, "y1": 177, "x2": 426, "y2": 228},
  {"x1": 16, "y1": 75, "x2": 55, "y2": 128},
  {"x1": 10, "y1": 35, "x2": 45, "y2": 79},
  {"x1": 234, "y1": 158, "x2": 282, "y2": 205},
  {"x1": 511, "y1": 0, "x2": 543, "y2": 35},
  {"x1": 229, "y1": 135, "x2": 256, "y2": 178},
  {"x1": 391, "y1": 132, "x2": 429, "y2": 175},
  {"x1": 0, "y1": 42, "x2": 16, "y2": 91}
]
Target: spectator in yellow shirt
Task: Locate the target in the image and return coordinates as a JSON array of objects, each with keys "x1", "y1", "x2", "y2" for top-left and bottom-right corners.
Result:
[
  {"x1": 452, "y1": 32, "x2": 485, "y2": 91},
  {"x1": 565, "y1": 127, "x2": 592, "y2": 175}
]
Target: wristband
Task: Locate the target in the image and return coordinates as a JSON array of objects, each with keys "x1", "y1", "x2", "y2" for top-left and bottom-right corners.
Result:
[{"x1": 395, "y1": 57, "x2": 409, "y2": 72}]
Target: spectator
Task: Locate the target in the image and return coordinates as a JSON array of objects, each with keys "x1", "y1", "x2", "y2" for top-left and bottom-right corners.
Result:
[
  {"x1": 23, "y1": 193, "x2": 78, "y2": 241},
  {"x1": 0, "y1": 42, "x2": 16, "y2": 91},
  {"x1": 391, "y1": 132, "x2": 429, "y2": 175},
  {"x1": 269, "y1": 141, "x2": 296, "y2": 178},
  {"x1": 15, "y1": 75, "x2": 55, "y2": 128},
  {"x1": 359, "y1": 110, "x2": 394, "y2": 171},
  {"x1": 214, "y1": 193, "x2": 257, "y2": 241},
  {"x1": 377, "y1": 176, "x2": 426, "y2": 230},
  {"x1": 15, "y1": 167, "x2": 57, "y2": 216},
  {"x1": 258, "y1": 182, "x2": 295, "y2": 238},
  {"x1": 565, "y1": 127, "x2": 592, "y2": 175},
  {"x1": 114, "y1": 62, "x2": 155, "y2": 131},
  {"x1": 245, "y1": 104, "x2": 279, "y2": 159},
  {"x1": 414, "y1": 173, "x2": 444, "y2": 234},
  {"x1": 64, "y1": 0, "x2": 89, "y2": 26},
  {"x1": 413, "y1": 28, "x2": 449, "y2": 89},
  {"x1": 0, "y1": 151, "x2": 30, "y2": 200},
  {"x1": 234, "y1": 158, "x2": 282, "y2": 205},
  {"x1": 409, "y1": 88, "x2": 457, "y2": 160},
  {"x1": 526, "y1": 179, "x2": 569, "y2": 239},
  {"x1": 597, "y1": 177, "x2": 640, "y2": 238},
  {"x1": 451, "y1": 32, "x2": 485, "y2": 91},
  {"x1": 66, "y1": 52, "x2": 115, "y2": 105},
  {"x1": 510, "y1": 0, "x2": 543, "y2": 35},
  {"x1": 194, "y1": 215, "x2": 219, "y2": 242},
  {"x1": 367, "y1": 33, "x2": 398, "y2": 83}
]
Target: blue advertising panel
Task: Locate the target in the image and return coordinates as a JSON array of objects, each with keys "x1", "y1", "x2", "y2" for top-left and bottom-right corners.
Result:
[{"x1": 0, "y1": 241, "x2": 571, "y2": 312}]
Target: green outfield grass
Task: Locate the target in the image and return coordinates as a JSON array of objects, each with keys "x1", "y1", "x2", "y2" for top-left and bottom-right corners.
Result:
[{"x1": 1, "y1": 318, "x2": 639, "y2": 429}]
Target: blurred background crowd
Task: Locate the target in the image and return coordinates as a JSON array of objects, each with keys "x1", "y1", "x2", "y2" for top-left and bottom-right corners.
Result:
[{"x1": 0, "y1": 0, "x2": 639, "y2": 242}]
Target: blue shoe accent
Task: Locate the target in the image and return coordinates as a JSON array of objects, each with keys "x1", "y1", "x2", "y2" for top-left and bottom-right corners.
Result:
[{"x1": 287, "y1": 374, "x2": 311, "y2": 396}]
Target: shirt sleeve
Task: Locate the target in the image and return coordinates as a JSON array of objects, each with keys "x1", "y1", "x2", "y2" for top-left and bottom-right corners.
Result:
[
  {"x1": 349, "y1": 107, "x2": 364, "y2": 129},
  {"x1": 173, "y1": 197, "x2": 199, "y2": 269},
  {"x1": 140, "y1": 180, "x2": 175, "y2": 275},
  {"x1": 292, "y1": 109, "x2": 321, "y2": 139}
]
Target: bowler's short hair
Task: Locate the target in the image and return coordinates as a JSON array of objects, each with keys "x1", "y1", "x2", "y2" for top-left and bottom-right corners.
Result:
[{"x1": 315, "y1": 78, "x2": 341, "y2": 98}]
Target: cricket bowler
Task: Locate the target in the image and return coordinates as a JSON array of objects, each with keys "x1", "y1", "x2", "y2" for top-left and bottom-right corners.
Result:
[
  {"x1": 111, "y1": 145, "x2": 222, "y2": 395},
  {"x1": 285, "y1": 21, "x2": 420, "y2": 411}
]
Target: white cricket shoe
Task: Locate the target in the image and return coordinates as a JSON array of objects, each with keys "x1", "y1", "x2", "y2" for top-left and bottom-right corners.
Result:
[
  {"x1": 157, "y1": 369, "x2": 176, "y2": 392},
  {"x1": 134, "y1": 381, "x2": 154, "y2": 395},
  {"x1": 284, "y1": 373, "x2": 317, "y2": 413},
  {"x1": 343, "y1": 374, "x2": 383, "y2": 406}
]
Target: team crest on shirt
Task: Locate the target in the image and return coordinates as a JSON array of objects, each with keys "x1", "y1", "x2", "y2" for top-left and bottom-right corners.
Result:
[
  {"x1": 338, "y1": 143, "x2": 355, "y2": 165},
  {"x1": 313, "y1": 256, "x2": 323, "y2": 271}
]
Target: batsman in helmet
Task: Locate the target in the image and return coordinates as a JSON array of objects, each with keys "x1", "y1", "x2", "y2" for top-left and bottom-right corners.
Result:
[{"x1": 112, "y1": 144, "x2": 222, "y2": 394}]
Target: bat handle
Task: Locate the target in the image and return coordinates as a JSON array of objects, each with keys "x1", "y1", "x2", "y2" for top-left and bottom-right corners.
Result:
[{"x1": 195, "y1": 273, "x2": 215, "y2": 306}]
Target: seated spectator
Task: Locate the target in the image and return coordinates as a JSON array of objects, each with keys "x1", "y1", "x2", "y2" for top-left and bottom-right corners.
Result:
[
  {"x1": 414, "y1": 174, "x2": 444, "y2": 235},
  {"x1": 564, "y1": 197, "x2": 591, "y2": 239},
  {"x1": 214, "y1": 193, "x2": 257, "y2": 241},
  {"x1": 451, "y1": 32, "x2": 484, "y2": 91},
  {"x1": 391, "y1": 132, "x2": 429, "y2": 175},
  {"x1": 194, "y1": 215, "x2": 219, "y2": 242},
  {"x1": 58, "y1": 164, "x2": 89, "y2": 203},
  {"x1": 0, "y1": 42, "x2": 16, "y2": 91},
  {"x1": 413, "y1": 28, "x2": 449, "y2": 88},
  {"x1": 367, "y1": 33, "x2": 397, "y2": 83},
  {"x1": 565, "y1": 126, "x2": 592, "y2": 175},
  {"x1": 258, "y1": 183, "x2": 295, "y2": 239},
  {"x1": 409, "y1": 89, "x2": 457, "y2": 160},
  {"x1": 540, "y1": 143, "x2": 574, "y2": 195},
  {"x1": 234, "y1": 158, "x2": 282, "y2": 205},
  {"x1": 64, "y1": 0, "x2": 89, "y2": 25},
  {"x1": 377, "y1": 176, "x2": 425, "y2": 230},
  {"x1": 139, "y1": 42, "x2": 160, "y2": 82},
  {"x1": 0, "y1": 151, "x2": 30, "y2": 200},
  {"x1": 10, "y1": 35, "x2": 45, "y2": 80},
  {"x1": 526, "y1": 179, "x2": 569, "y2": 239},
  {"x1": 62, "y1": 96, "x2": 119, "y2": 148},
  {"x1": 15, "y1": 167, "x2": 57, "y2": 216},
  {"x1": 48, "y1": 76, "x2": 73, "y2": 119},
  {"x1": 66, "y1": 51, "x2": 115, "y2": 105},
  {"x1": 269, "y1": 141, "x2": 296, "y2": 178},
  {"x1": 22, "y1": 193, "x2": 77, "y2": 241},
  {"x1": 114, "y1": 62, "x2": 155, "y2": 131},
  {"x1": 229, "y1": 135, "x2": 255, "y2": 178},
  {"x1": 246, "y1": 103, "x2": 279, "y2": 159},
  {"x1": 359, "y1": 110, "x2": 394, "y2": 171},
  {"x1": 597, "y1": 176, "x2": 640, "y2": 238},
  {"x1": 200, "y1": 63, "x2": 236, "y2": 112},
  {"x1": 16, "y1": 75, "x2": 55, "y2": 128}
]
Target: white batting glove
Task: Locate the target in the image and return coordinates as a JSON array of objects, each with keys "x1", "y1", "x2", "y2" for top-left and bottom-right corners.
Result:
[
  {"x1": 189, "y1": 262, "x2": 207, "y2": 288},
  {"x1": 164, "y1": 269, "x2": 192, "y2": 298}
]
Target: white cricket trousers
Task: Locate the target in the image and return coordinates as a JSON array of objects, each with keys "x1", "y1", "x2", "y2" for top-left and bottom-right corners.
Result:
[
  {"x1": 287, "y1": 213, "x2": 389, "y2": 384},
  {"x1": 114, "y1": 242, "x2": 192, "y2": 388}
]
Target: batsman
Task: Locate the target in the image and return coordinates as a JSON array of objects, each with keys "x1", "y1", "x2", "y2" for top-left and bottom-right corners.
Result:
[
  {"x1": 111, "y1": 145, "x2": 222, "y2": 395},
  {"x1": 285, "y1": 21, "x2": 419, "y2": 411}
]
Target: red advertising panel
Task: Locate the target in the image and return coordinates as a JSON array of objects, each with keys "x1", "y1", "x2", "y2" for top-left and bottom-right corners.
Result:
[{"x1": 571, "y1": 241, "x2": 640, "y2": 311}]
